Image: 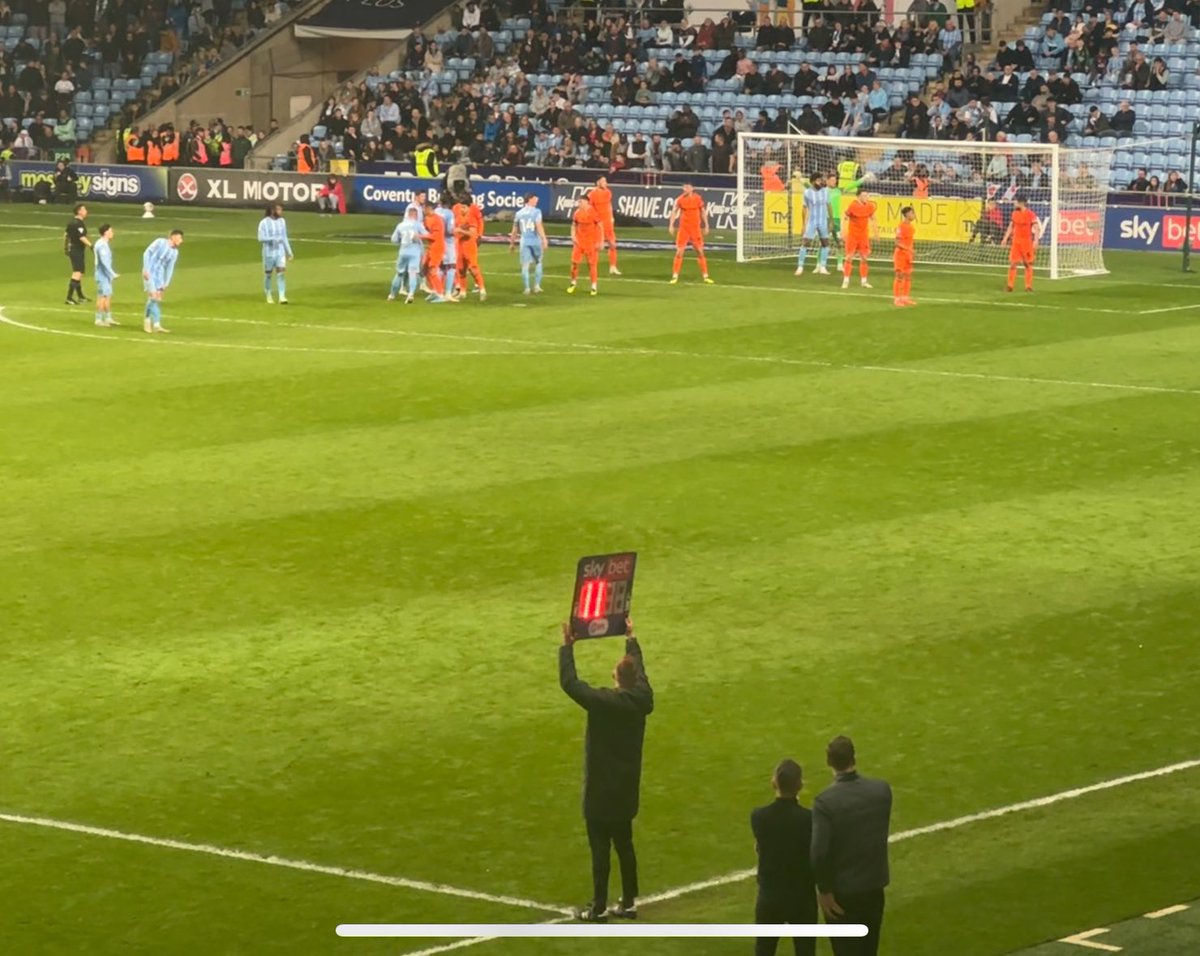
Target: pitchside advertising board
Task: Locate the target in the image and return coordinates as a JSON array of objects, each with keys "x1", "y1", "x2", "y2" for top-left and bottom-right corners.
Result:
[
  {"x1": 1105, "y1": 206, "x2": 1200, "y2": 252},
  {"x1": 9, "y1": 161, "x2": 167, "y2": 202},
  {"x1": 352, "y1": 175, "x2": 554, "y2": 216},
  {"x1": 761, "y1": 191, "x2": 1101, "y2": 245},
  {"x1": 168, "y1": 168, "x2": 326, "y2": 209},
  {"x1": 550, "y1": 182, "x2": 745, "y2": 230}
]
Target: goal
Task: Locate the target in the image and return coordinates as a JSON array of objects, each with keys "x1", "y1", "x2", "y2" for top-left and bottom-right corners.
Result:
[{"x1": 735, "y1": 132, "x2": 1126, "y2": 278}]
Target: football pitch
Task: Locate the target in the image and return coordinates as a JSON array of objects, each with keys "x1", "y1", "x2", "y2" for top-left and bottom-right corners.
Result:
[{"x1": 1, "y1": 202, "x2": 1198, "y2": 955}]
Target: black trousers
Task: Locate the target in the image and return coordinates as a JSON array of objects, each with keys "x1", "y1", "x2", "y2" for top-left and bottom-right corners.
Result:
[
  {"x1": 829, "y1": 889, "x2": 885, "y2": 956},
  {"x1": 755, "y1": 890, "x2": 817, "y2": 956},
  {"x1": 585, "y1": 816, "x2": 637, "y2": 911}
]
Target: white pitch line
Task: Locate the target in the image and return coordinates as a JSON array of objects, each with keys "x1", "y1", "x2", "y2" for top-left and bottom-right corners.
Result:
[
  {"x1": 1060, "y1": 928, "x2": 1122, "y2": 951},
  {"x1": 6, "y1": 306, "x2": 1199, "y2": 399},
  {"x1": 0, "y1": 309, "x2": 597, "y2": 359},
  {"x1": 1138, "y1": 303, "x2": 1200, "y2": 314},
  {"x1": 1144, "y1": 904, "x2": 1190, "y2": 919},
  {"x1": 401, "y1": 758, "x2": 1200, "y2": 956},
  {"x1": 0, "y1": 810, "x2": 569, "y2": 915}
]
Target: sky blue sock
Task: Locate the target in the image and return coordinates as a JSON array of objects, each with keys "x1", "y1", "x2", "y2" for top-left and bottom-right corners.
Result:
[
  {"x1": 797, "y1": 246, "x2": 809, "y2": 267},
  {"x1": 521, "y1": 263, "x2": 530, "y2": 290},
  {"x1": 443, "y1": 266, "x2": 456, "y2": 294},
  {"x1": 534, "y1": 260, "x2": 543, "y2": 287},
  {"x1": 408, "y1": 269, "x2": 419, "y2": 295},
  {"x1": 144, "y1": 299, "x2": 152, "y2": 317},
  {"x1": 151, "y1": 300, "x2": 162, "y2": 325},
  {"x1": 277, "y1": 274, "x2": 286, "y2": 298},
  {"x1": 390, "y1": 273, "x2": 403, "y2": 297},
  {"x1": 818, "y1": 246, "x2": 830, "y2": 268},
  {"x1": 264, "y1": 273, "x2": 272, "y2": 295}
]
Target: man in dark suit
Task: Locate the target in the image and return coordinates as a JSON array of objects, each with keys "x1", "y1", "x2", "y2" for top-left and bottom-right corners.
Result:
[
  {"x1": 751, "y1": 759, "x2": 817, "y2": 956},
  {"x1": 811, "y1": 736, "x2": 893, "y2": 955},
  {"x1": 560, "y1": 617, "x2": 654, "y2": 923}
]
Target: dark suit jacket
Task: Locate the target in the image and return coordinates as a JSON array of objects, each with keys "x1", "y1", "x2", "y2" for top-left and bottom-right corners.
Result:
[
  {"x1": 811, "y1": 771, "x2": 892, "y2": 896},
  {"x1": 560, "y1": 637, "x2": 653, "y2": 822},
  {"x1": 751, "y1": 797, "x2": 816, "y2": 901}
]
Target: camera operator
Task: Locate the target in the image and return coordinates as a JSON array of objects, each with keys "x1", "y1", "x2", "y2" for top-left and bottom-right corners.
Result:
[
  {"x1": 559, "y1": 617, "x2": 653, "y2": 923},
  {"x1": 54, "y1": 158, "x2": 79, "y2": 203}
]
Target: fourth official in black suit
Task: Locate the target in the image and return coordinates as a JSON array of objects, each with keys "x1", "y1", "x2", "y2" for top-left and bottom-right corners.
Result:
[
  {"x1": 560, "y1": 617, "x2": 654, "y2": 922},
  {"x1": 811, "y1": 736, "x2": 893, "y2": 956},
  {"x1": 751, "y1": 759, "x2": 817, "y2": 956}
]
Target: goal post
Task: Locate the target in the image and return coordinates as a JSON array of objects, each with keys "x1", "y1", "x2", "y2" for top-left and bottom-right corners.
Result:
[{"x1": 735, "y1": 132, "x2": 1135, "y2": 279}]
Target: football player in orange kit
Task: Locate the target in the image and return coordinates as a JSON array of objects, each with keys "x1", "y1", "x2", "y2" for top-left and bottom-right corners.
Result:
[
  {"x1": 667, "y1": 182, "x2": 714, "y2": 285},
  {"x1": 1002, "y1": 197, "x2": 1040, "y2": 293},
  {"x1": 452, "y1": 193, "x2": 487, "y2": 301},
  {"x1": 840, "y1": 187, "x2": 878, "y2": 290},
  {"x1": 422, "y1": 198, "x2": 447, "y2": 302},
  {"x1": 568, "y1": 196, "x2": 601, "y2": 295},
  {"x1": 588, "y1": 176, "x2": 620, "y2": 275},
  {"x1": 893, "y1": 205, "x2": 917, "y2": 307}
]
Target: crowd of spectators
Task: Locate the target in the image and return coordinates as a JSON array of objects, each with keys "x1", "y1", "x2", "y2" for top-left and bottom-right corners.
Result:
[
  {"x1": 300, "y1": 0, "x2": 992, "y2": 175},
  {"x1": 0, "y1": 0, "x2": 283, "y2": 161}
]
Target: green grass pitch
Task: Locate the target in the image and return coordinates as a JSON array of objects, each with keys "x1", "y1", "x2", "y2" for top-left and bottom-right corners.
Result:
[{"x1": 1, "y1": 201, "x2": 1199, "y2": 956}]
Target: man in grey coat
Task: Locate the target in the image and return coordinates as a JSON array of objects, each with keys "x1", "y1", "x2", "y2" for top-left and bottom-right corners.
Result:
[
  {"x1": 560, "y1": 617, "x2": 654, "y2": 922},
  {"x1": 811, "y1": 736, "x2": 893, "y2": 955}
]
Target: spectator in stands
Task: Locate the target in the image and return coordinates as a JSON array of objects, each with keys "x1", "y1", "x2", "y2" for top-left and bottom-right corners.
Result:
[
  {"x1": 994, "y1": 64, "x2": 1020, "y2": 100},
  {"x1": 1128, "y1": 168, "x2": 1152, "y2": 192},
  {"x1": 1084, "y1": 106, "x2": 1113, "y2": 137},
  {"x1": 1163, "y1": 11, "x2": 1190, "y2": 44},
  {"x1": 821, "y1": 94, "x2": 846, "y2": 133},
  {"x1": 665, "y1": 137, "x2": 687, "y2": 171},
  {"x1": 793, "y1": 62, "x2": 819, "y2": 95},
  {"x1": 938, "y1": 17, "x2": 963, "y2": 70},
  {"x1": 711, "y1": 130, "x2": 733, "y2": 174},
  {"x1": 765, "y1": 64, "x2": 789, "y2": 95},
  {"x1": 1041, "y1": 26, "x2": 1065, "y2": 66},
  {"x1": 55, "y1": 109, "x2": 76, "y2": 144},
  {"x1": 1148, "y1": 56, "x2": 1169, "y2": 90},
  {"x1": 686, "y1": 134, "x2": 710, "y2": 173},
  {"x1": 1147, "y1": 174, "x2": 1163, "y2": 193},
  {"x1": 1122, "y1": 50, "x2": 1151, "y2": 89},
  {"x1": 1110, "y1": 99, "x2": 1137, "y2": 137},
  {"x1": 1164, "y1": 171, "x2": 1189, "y2": 194}
]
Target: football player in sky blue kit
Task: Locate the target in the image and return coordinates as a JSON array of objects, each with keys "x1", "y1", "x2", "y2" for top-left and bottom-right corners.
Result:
[
  {"x1": 436, "y1": 196, "x2": 459, "y2": 302},
  {"x1": 142, "y1": 229, "x2": 184, "y2": 334},
  {"x1": 509, "y1": 194, "x2": 548, "y2": 294},
  {"x1": 257, "y1": 204, "x2": 293, "y2": 304},
  {"x1": 389, "y1": 206, "x2": 429, "y2": 304},
  {"x1": 796, "y1": 172, "x2": 834, "y2": 276},
  {"x1": 92, "y1": 223, "x2": 119, "y2": 328}
]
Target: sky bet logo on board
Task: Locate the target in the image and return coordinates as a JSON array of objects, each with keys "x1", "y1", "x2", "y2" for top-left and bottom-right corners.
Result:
[{"x1": 1118, "y1": 214, "x2": 1161, "y2": 245}]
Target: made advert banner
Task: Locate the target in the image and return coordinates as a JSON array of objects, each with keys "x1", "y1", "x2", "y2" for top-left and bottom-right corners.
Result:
[
  {"x1": 9, "y1": 161, "x2": 167, "y2": 202},
  {"x1": 353, "y1": 176, "x2": 553, "y2": 216}
]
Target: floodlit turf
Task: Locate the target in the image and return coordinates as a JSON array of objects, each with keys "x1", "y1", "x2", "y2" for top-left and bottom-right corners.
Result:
[
  {"x1": 1010, "y1": 898, "x2": 1200, "y2": 954},
  {"x1": 1, "y1": 201, "x2": 1199, "y2": 956}
]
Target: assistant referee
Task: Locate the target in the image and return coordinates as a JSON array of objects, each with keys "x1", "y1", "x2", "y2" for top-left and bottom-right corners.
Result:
[
  {"x1": 559, "y1": 616, "x2": 654, "y2": 923},
  {"x1": 64, "y1": 202, "x2": 92, "y2": 305}
]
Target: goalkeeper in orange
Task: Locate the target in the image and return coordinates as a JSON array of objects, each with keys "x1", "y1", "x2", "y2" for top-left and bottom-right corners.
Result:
[
  {"x1": 567, "y1": 196, "x2": 601, "y2": 295},
  {"x1": 840, "y1": 187, "x2": 878, "y2": 290},
  {"x1": 452, "y1": 193, "x2": 487, "y2": 302},
  {"x1": 892, "y1": 205, "x2": 917, "y2": 307},
  {"x1": 587, "y1": 176, "x2": 621, "y2": 275},
  {"x1": 1002, "y1": 197, "x2": 1040, "y2": 293}
]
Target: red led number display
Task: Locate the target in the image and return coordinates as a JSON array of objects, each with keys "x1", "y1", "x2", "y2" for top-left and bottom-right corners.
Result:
[{"x1": 575, "y1": 577, "x2": 630, "y2": 620}]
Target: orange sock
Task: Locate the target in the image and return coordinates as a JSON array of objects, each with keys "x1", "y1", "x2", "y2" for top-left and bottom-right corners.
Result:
[
  {"x1": 1025, "y1": 265, "x2": 1033, "y2": 290},
  {"x1": 588, "y1": 259, "x2": 598, "y2": 285},
  {"x1": 843, "y1": 258, "x2": 853, "y2": 278},
  {"x1": 697, "y1": 253, "x2": 709, "y2": 276},
  {"x1": 608, "y1": 246, "x2": 618, "y2": 268},
  {"x1": 672, "y1": 252, "x2": 683, "y2": 274},
  {"x1": 471, "y1": 265, "x2": 485, "y2": 290},
  {"x1": 1007, "y1": 266, "x2": 1017, "y2": 288},
  {"x1": 570, "y1": 263, "x2": 579, "y2": 282},
  {"x1": 903, "y1": 276, "x2": 912, "y2": 297},
  {"x1": 428, "y1": 269, "x2": 444, "y2": 295},
  {"x1": 860, "y1": 261, "x2": 869, "y2": 279},
  {"x1": 893, "y1": 276, "x2": 902, "y2": 299}
]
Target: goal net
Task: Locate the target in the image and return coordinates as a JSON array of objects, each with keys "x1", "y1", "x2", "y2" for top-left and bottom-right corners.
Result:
[{"x1": 736, "y1": 132, "x2": 1133, "y2": 278}]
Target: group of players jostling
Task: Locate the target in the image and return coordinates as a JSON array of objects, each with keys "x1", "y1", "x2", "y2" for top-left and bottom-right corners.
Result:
[{"x1": 60, "y1": 174, "x2": 1042, "y2": 327}]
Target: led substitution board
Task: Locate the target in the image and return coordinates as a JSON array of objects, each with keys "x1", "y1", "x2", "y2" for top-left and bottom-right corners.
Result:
[{"x1": 570, "y1": 552, "x2": 637, "y2": 639}]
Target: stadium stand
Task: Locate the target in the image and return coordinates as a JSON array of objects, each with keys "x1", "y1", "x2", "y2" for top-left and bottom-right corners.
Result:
[
  {"x1": 0, "y1": 0, "x2": 283, "y2": 162},
  {"x1": 294, "y1": 2, "x2": 955, "y2": 174}
]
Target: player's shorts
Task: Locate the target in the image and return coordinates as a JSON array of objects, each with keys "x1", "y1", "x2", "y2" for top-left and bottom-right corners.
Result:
[
  {"x1": 457, "y1": 243, "x2": 479, "y2": 268},
  {"x1": 599, "y1": 217, "x2": 616, "y2": 243},
  {"x1": 95, "y1": 277, "x2": 113, "y2": 297},
  {"x1": 397, "y1": 250, "x2": 422, "y2": 274},
  {"x1": 571, "y1": 242, "x2": 598, "y2": 264},
  {"x1": 845, "y1": 236, "x2": 871, "y2": 258},
  {"x1": 675, "y1": 229, "x2": 704, "y2": 250},
  {"x1": 803, "y1": 222, "x2": 831, "y2": 241},
  {"x1": 68, "y1": 248, "x2": 85, "y2": 273},
  {"x1": 143, "y1": 272, "x2": 166, "y2": 294},
  {"x1": 893, "y1": 252, "x2": 913, "y2": 273},
  {"x1": 519, "y1": 243, "x2": 542, "y2": 266},
  {"x1": 262, "y1": 250, "x2": 286, "y2": 272},
  {"x1": 427, "y1": 243, "x2": 445, "y2": 268},
  {"x1": 1009, "y1": 244, "x2": 1034, "y2": 265}
]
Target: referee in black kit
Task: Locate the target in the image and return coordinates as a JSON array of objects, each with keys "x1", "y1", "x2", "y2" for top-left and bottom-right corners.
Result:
[
  {"x1": 64, "y1": 202, "x2": 91, "y2": 305},
  {"x1": 811, "y1": 736, "x2": 893, "y2": 955},
  {"x1": 559, "y1": 616, "x2": 653, "y2": 923}
]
